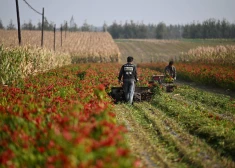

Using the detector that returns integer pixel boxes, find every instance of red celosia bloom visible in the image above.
[62,130,72,141]
[116,147,129,156]
[0,149,15,165]
[96,160,104,168]
[97,84,105,91]
[0,63,139,167]
[37,147,45,153]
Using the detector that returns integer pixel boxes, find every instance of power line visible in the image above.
[22,0,42,15]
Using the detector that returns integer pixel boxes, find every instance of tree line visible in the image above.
[108,19,235,39]
[1,18,235,39]
[0,18,55,31]
[182,18,235,39]
[107,21,183,39]
[0,17,101,32]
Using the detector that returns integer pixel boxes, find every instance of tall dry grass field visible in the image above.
[0,30,120,63]
[0,30,120,85]
[0,45,71,85]
[180,45,235,65]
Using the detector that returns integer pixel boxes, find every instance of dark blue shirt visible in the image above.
[118,63,138,81]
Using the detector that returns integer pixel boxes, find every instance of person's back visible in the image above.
[118,56,138,105]
[121,63,137,81]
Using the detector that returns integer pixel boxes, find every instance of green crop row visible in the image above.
[119,104,190,168]
[152,91,235,160]
[135,102,234,167]
[174,85,235,115]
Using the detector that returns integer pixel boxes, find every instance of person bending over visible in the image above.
[164,60,176,80]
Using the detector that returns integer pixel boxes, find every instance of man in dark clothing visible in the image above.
[118,56,138,105]
[164,60,176,80]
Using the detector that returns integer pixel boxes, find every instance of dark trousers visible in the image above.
[123,80,135,104]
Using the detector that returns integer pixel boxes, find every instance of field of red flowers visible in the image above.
[0,63,160,168]
[2,62,235,167]
[139,62,235,90]
[0,63,123,167]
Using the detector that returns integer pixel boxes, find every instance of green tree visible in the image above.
[156,22,167,39]
[103,22,108,32]
[37,21,42,30]
[22,20,36,30]
[36,18,54,31]
[221,19,230,38]
[7,19,16,30]
[146,24,156,38]
[0,18,4,29]
[182,24,190,38]
[137,23,147,38]
[69,16,78,31]
[123,21,136,38]
[167,24,181,39]
[207,18,217,38]
[81,20,90,32]
[62,21,68,31]
[108,21,121,38]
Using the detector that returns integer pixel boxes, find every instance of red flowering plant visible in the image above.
[138,62,235,91]
[0,63,141,167]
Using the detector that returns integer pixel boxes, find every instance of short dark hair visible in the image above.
[169,60,174,65]
[127,56,133,62]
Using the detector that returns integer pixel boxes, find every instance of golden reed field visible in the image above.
[180,45,235,65]
[0,30,120,63]
[0,30,120,85]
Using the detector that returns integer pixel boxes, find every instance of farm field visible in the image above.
[0,30,120,63]
[2,29,235,167]
[0,63,139,167]
[0,30,120,85]
[1,63,235,167]
[139,62,235,91]
[1,0,235,166]
[115,39,235,63]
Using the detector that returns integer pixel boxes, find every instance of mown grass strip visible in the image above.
[118,104,193,168]
[169,90,235,123]
[135,102,235,168]
[152,92,235,160]
[174,85,235,115]
[115,105,165,168]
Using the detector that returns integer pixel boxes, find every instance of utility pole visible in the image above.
[60,24,62,47]
[65,21,67,39]
[54,24,56,51]
[41,7,44,47]
[15,0,21,45]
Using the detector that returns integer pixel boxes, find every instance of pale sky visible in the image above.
[0,0,235,27]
